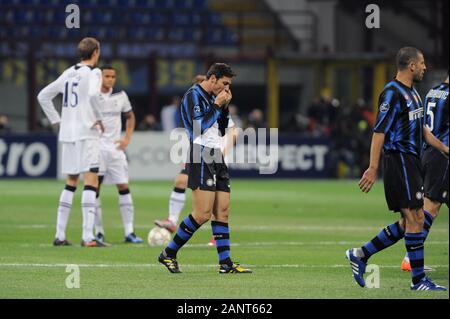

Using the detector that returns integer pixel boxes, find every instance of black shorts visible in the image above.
[382,151,424,212]
[187,144,230,193]
[422,147,449,205]
[180,163,188,175]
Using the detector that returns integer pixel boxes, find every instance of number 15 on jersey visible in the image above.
[63,81,78,107]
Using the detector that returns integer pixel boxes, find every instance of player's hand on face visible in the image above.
[224,89,232,105]
[358,167,377,193]
[215,90,229,107]
[115,138,129,150]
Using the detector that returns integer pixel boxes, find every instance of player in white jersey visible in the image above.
[92,66,144,244]
[37,37,107,247]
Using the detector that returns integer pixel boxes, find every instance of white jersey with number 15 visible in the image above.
[37,63,102,142]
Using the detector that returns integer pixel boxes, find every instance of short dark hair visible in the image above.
[100,65,115,72]
[396,47,423,71]
[78,37,100,60]
[206,63,236,80]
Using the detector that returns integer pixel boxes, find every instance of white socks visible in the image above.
[81,186,97,242]
[119,190,134,236]
[168,188,186,224]
[55,185,76,241]
[94,197,104,235]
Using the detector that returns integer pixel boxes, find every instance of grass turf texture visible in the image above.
[0,179,448,299]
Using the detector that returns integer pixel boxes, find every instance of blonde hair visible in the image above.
[78,37,100,60]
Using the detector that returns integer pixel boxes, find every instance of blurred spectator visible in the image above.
[0,114,11,134]
[307,88,339,136]
[138,114,162,131]
[160,96,181,132]
[246,108,265,129]
[228,104,242,128]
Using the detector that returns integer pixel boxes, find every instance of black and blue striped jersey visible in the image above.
[180,84,222,144]
[423,82,449,148]
[374,79,424,156]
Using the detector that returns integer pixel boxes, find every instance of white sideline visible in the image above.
[16,240,449,248]
[0,263,448,269]
[7,224,450,233]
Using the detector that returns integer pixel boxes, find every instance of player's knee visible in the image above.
[66,175,79,186]
[174,175,188,189]
[194,212,211,225]
[218,207,229,220]
[117,184,129,192]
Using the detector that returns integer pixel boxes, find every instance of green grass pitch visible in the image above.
[0,179,448,299]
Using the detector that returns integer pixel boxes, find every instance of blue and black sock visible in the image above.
[360,221,405,263]
[422,210,434,242]
[405,232,425,284]
[211,221,232,266]
[164,214,200,258]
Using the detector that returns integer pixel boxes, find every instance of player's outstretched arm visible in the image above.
[359,132,385,193]
[423,126,449,155]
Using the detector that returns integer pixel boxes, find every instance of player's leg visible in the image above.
[212,191,252,273]
[94,175,105,242]
[402,148,447,271]
[404,207,446,291]
[54,174,79,246]
[155,169,188,233]
[81,170,101,246]
[79,139,107,247]
[346,152,407,287]
[419,148,447,241]
[55,141,81,246]
[401,197,441,272]
[159,189,215,273]
[116,183,143,243]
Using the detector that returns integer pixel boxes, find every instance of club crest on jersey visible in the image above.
[380,102,390,112]
[408,107,423,121]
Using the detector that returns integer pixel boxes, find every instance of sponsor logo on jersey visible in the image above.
[408,108,423,121]
[380,102,390,112]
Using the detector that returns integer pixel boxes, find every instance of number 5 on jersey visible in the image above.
[64,81,79,107]
[425,101,436,131]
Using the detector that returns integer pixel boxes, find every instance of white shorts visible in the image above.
[99,148,129,185]
[61,139,100,175]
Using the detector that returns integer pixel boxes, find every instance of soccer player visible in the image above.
[401,74,449,272]
[346,47,448,291]
[158,63,252,274]
[37,37,106,247]
[155,74,240,247]
[154,75,207,235]
[92,66,144,244]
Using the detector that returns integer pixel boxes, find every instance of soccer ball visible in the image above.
[147,227,172,246]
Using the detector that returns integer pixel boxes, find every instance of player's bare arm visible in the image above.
[359,132,385,193]
[423,126,449,155]
[116,111,135,150]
